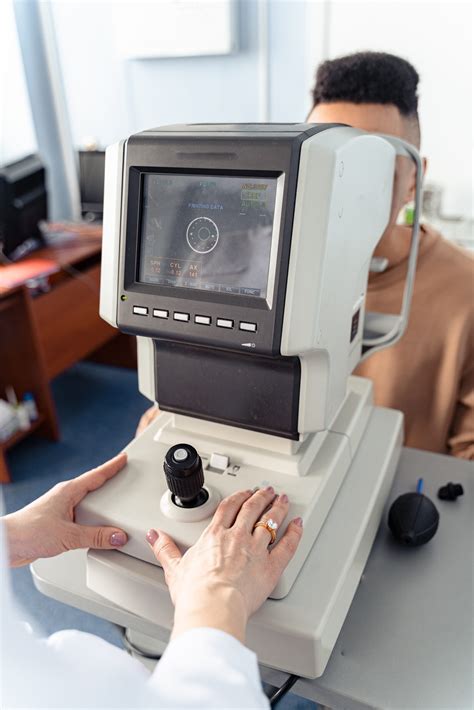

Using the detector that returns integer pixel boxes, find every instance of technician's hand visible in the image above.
[136,405,160,437]
[147,487,303,643]
[3,453,128,567]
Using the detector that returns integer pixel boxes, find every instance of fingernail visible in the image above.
[265,485,274,494]
[110,531,127,546]
[279,493,289,504]
[146,529,159,545]
[294,517,303,528]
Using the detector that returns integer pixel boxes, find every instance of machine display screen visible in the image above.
[138,173,278,299]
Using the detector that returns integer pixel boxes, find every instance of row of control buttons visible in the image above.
[132,306,257,332]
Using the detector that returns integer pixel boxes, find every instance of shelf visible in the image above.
[0,415,45,453]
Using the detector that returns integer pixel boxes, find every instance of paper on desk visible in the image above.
[0,259,59,290]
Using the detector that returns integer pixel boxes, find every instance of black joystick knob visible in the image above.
[164,444,209,508]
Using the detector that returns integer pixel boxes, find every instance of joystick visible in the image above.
[164,443,209,508]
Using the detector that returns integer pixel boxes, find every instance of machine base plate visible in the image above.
[86,406,402,677]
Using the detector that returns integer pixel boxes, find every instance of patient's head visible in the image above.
[308,51,425,239]
[307,51,420,148]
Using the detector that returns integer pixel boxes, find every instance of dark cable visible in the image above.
[266,673,300,708]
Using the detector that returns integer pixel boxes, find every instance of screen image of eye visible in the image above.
[186,216,220,254]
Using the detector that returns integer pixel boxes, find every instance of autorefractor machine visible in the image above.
[75,124,421,678]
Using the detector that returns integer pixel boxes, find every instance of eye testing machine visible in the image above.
[72,123,421,678]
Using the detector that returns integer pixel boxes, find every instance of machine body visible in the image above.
[76,123,421,674]
[101,123,397,436]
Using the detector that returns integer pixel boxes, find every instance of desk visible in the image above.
[0,237,134,482]
[31,448,473,709]
[0,285,58,482]
[16,238,115,379]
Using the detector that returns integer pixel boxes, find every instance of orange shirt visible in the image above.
[355,225,474,459]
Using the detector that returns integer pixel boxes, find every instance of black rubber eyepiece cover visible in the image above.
[163,443,206,507]
[388,492,439,546]
[438,482,464,501]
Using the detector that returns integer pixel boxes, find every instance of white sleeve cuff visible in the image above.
[150,627,269,708]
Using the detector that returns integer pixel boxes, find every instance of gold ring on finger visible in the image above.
[253,517,278,545]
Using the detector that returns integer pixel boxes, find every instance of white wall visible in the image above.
[318,0,473,216]
[5,0,472,218]
[51,1,263,143]
[0,0,37,165]
[50,0,315,143]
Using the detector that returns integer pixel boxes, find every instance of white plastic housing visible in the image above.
[281,128,395,431]
[99,140,126,327]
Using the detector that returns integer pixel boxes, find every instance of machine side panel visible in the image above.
[281,129,395,430]
[99,140,126,327]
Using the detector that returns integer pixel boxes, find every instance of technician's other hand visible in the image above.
[3,453,128,567]
[136,405,160,437]
[147,487,303,643]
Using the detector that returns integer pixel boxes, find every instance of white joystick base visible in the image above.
[160,486,220,522]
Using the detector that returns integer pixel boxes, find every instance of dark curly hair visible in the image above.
[311,51,420,144]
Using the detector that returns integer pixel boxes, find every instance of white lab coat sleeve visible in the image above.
[149,627,270,709]
[2,620,160,708]
[1,517,269,709]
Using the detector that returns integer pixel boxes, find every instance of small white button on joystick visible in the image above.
[173,448,189,462]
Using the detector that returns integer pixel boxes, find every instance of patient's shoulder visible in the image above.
[424,224,473,273]
[422,224,474,289]
[413,225,474,334]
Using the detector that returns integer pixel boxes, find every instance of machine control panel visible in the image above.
[132,303,259,340]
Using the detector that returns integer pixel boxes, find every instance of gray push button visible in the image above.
[174,312,190,322]
[153,309,169,319]
[133,306,148,316]
[239,321,257,332]
[195,315,211,325]
[217,318,234,329]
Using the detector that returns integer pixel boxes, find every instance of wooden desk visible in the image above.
[31,238,115,379]
[0,236,134,482]
[0,285,58,482]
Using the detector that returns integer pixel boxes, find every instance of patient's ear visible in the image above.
[406,156,427,203]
